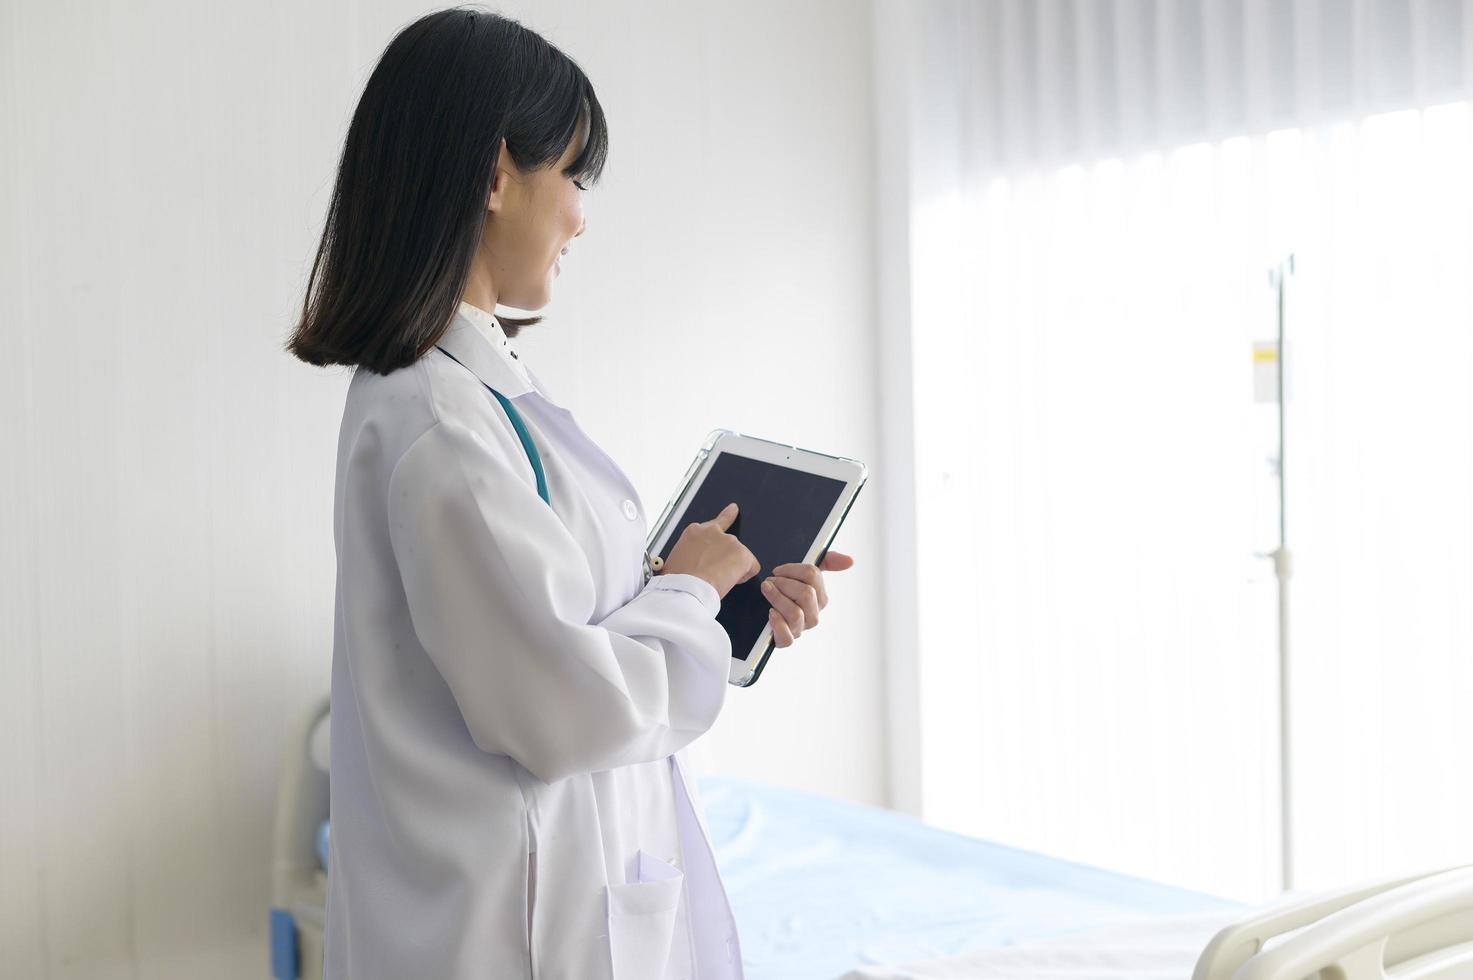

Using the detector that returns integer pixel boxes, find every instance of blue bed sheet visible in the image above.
[314,777,1246,980]
[696,775,1247,980]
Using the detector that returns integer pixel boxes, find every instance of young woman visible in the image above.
[286,8,853,978]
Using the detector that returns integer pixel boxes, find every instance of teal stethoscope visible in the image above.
[436,344,549,504]
[436,345,665,584]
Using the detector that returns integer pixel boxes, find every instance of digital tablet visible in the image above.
[645,429,867,687]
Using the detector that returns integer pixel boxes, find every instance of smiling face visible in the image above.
[476,114,589,312]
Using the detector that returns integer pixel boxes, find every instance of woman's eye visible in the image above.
[572,179,587,191]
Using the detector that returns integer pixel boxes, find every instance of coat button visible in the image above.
[622,498,638,520]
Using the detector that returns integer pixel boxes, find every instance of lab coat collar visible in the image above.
[436,301,536,398]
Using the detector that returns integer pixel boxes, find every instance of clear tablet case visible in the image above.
[643,428,868,686]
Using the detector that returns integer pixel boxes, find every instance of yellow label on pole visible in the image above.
[1254,340,1280,403]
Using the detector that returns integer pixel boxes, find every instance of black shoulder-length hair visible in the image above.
[286,6,607,375]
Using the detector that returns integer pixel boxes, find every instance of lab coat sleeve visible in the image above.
[386,417,733,784]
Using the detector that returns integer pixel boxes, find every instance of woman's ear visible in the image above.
[488,136,509,213]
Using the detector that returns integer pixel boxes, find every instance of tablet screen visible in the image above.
[652,451,847,656]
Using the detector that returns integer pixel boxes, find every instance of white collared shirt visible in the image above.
[455,300,535,392]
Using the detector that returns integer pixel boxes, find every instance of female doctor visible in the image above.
[286,8,852,980]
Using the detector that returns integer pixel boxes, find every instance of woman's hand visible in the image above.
[760,550,855,648]
[661,502,761,598]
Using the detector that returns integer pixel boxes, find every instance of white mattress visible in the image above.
[834,909,1244,979]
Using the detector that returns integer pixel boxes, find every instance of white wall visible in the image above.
[0,2,884,976]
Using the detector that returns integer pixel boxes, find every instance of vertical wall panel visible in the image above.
[0,0,45,974]
[16,3,138,975]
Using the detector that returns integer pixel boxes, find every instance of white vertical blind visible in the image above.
[898,0,1473,902]
[1278,104,1473,891]
[957,0,1473,178]
[915,141,1285,902]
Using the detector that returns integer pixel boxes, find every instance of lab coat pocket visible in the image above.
[606,849,685,979]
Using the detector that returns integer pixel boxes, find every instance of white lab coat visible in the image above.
[323,302,745,979]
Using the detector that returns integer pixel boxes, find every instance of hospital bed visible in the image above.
[271,698,1473,979]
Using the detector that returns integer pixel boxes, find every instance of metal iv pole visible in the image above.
[1261,254,1295,894]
